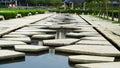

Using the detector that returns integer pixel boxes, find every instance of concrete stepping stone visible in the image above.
[9,31,40,36]
[32,34,55,40]
[0,50,25,60]
[81,37,107,41]
[73,29,96,32]
[69,55,114,63]
[45,24,78,29]
[75,27,96,31]
[76,40,112,45]
[76,24,92,27]
[67,32,101,38]
[55,45,120,57]
[0,40,26,47]
[3,35,27,38]
[75,62,120,68]
[16,28,56,33]
[15,45,49,52]
[0,37,31,43]
[43,39,80,46]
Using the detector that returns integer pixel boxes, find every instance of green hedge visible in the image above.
[0,10,46,19]
[108,10,118,18]
[0,9,119,20]
[48,9,94,14]
[0,11,17,19]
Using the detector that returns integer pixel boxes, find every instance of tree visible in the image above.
[111,0,114,21]
[119,0,120,22]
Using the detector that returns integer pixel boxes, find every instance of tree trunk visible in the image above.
[111,0,114,21]
[99,1,102,17]
[118,0,120,22]
[71,2,74,9]
[105,0,108,19]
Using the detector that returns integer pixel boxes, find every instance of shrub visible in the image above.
[0,11,17,19]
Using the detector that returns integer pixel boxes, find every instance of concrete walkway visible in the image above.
[0,14,53,36]
[80,15,120,49]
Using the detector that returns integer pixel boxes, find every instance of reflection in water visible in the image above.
[0,53,71,68]
[55,29,67,39]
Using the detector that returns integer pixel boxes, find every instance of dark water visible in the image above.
[0,38,72,68]
[0,52,72,68]
[0,15,75,68]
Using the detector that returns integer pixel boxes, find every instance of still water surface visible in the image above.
[0,53,71,68]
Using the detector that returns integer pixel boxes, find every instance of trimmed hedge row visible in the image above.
[0,11,17,19]
[49,9,93,14]
[108,10,119,18]
[0,9,119,20]
[0,10,46,19]
[49,9,119,18]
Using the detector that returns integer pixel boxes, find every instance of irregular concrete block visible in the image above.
[76,40,112,45]
[32,34,55,40]
[75,62,120,68]
[0,37,31,43]
[15,45,49,52]
[67,32,101,38]
[81,37,107,41]
[0,40,26,47]
[45,24,78,30]
[69,55,114,63]
[16,28,56,33]
[55,45,120,57]
[43,39,80,46]
[73,29,96,32]
[0,50,25,60]
[3,35,27,38]
[9,31,40,36]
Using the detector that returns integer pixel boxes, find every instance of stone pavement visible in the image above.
[0,13,120,68]
[0,14,53,36]
[81,15,120,49]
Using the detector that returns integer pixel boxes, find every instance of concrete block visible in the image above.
[69,55,114,63]
[3,35,27,38]
[55,45,120,57]
[15,45,49,52]
[0,37,31,43]
[43,39,80,46]
[75,62,120,68]
[32,34,55,40]
[0,50,25,60]
[76,40,112,45]
[0,40,26,47]
[81,37,107,41]
[67,32,101,38]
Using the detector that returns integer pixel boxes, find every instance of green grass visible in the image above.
[93,15,120,25]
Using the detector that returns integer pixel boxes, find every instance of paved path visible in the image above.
[0,13,120,68]
[80,15,120,49]
[0,14,53,36]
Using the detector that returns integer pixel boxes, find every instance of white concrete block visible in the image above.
[76,40,112,45]
[69,55,114,63]
[43,39,80,46]
[15,45,49,52]
[75,62,120,68]
[0,40,26,47]
[0,50,25,60]
[55,45,120,57]
[32,34,55,39]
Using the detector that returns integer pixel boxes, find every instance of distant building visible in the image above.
[0,0,17,6]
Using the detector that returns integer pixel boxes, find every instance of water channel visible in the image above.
[0,14,77,68]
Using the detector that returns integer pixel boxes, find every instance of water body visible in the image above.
[0,29,72,68]
[0,14,77,68]
[0,53,71,68]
